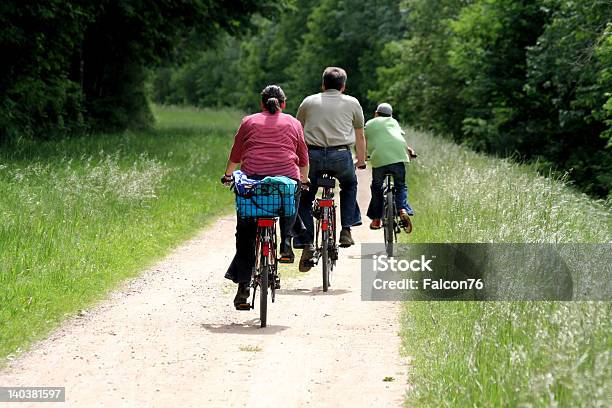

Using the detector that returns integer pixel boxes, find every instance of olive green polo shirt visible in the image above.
[296,89,365,147]
[365,116,410,168]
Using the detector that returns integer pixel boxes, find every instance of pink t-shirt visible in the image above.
[229,111,309,180]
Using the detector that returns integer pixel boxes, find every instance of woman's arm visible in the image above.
[224,160,240,176]
[224,118,247,176]
[299,165,310,184]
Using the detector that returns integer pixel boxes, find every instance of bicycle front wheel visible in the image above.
[384,191,395,257]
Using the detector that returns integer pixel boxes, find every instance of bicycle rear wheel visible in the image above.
[259,263,268,327]
[322,232,330,292]
[384,190,395,257]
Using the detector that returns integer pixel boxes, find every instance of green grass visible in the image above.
[401,129,611,407]
[0,105,242,361]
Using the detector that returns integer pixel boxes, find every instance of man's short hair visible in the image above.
[322,67,347,91]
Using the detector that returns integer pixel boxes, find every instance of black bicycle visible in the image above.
[382,173,401,257]
[311,172,338,292]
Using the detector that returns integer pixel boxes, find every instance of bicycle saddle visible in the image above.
[316,170,337,188]
[316,169,337,178]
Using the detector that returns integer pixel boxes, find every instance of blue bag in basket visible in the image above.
[233,170,297,218]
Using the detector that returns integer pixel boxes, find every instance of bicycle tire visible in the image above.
[260,262,268,328]
[322,207,330,292]
[271,223,278,302]
[384,189,395,257]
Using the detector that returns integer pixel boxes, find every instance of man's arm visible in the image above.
[296,99,308,127]
[354,127,366,167]
[296,121,310,183]
[352,100,366,167]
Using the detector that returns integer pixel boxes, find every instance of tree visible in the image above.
[0,0,283,139]
[524,0,612,196]
[372,0,467,135]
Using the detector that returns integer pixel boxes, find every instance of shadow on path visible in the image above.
[277,288,351,296]
[200,320,289,334]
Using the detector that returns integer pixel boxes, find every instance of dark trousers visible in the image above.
[294,148,361,247]
[367,162,414,219]
[225,189,303,284]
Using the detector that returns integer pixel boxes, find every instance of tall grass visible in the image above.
[0,106,242,361]
[401,129,611,407]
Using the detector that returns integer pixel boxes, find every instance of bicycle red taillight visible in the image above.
[257,219,275,227]
[319,199,333,207]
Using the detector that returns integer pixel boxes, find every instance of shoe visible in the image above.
[279,243,295,263]
[399,209,413,234]
[233,282,251,310]
[339,229,354,247]
[369,219,382,230]
[299,246,316,272]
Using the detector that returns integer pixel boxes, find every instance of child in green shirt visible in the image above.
[365,103,415,232]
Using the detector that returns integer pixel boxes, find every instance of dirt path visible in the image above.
[0,170,408,407]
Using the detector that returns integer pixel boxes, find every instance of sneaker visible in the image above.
[399,209,413,234]
[299,245,316,272]
[369,219,382,230]
[279,243,295,263]
[339,229,354,247]
[234,282,251,310]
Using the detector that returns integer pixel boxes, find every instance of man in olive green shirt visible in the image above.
[365,103,415,232]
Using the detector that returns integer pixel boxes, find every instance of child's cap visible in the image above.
[375,103,393,116]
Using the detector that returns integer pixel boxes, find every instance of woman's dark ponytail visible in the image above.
[266,97,280,114]
[261,85,286,114]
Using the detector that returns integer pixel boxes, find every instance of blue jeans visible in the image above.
[367,162,414,219]
[295,148,361,247]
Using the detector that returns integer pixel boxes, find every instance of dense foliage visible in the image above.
[153,0,611,197]
[154,0,405,114]
[0,0,281,140]
[377,0,612,197]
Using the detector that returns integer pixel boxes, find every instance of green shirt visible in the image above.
[365,116,410,168]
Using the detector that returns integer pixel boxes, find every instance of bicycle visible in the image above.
[229,177,298,327]
[310,172,339,292]
[381,162,416,256]
[382,173,401,257]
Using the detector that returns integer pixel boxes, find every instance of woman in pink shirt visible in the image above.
[222,85,309,309]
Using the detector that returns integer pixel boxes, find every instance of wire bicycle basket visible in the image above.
[233,173,298,218]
